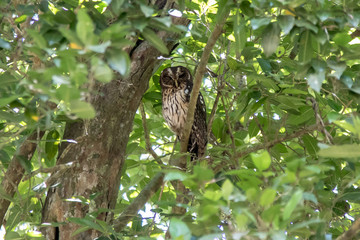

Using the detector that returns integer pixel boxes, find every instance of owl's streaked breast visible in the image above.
[162,88,188,137]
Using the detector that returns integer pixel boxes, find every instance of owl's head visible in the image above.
[160,66,192,90]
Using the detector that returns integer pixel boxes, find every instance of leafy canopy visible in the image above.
[1,0,360,239]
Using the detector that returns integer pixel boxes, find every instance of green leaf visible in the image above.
[295,19,318,33]
[54,9,76,24]
[289,218,323,231]
[257,58,272,73]
[91,56,113,82]
[70,226,90,237]
[107,51,130,76]
[5,205,22,231]
[283,190,303,220]
[302,134,319,156]
[248,120,260,138]
[164,171,188,181]
[234,11,246,54]
[250,17,271,30]
[56,85,81,103]
[221,179,234,201]
[140,4,154,17]
[0,95,21,108]
[327,60,347,79]
[70,100,96,119]
[76,9,95,45]
[45,130,60,161]
[169,218,191,240]
[260,188,276,207]
[318,144,360,158]
[298,30,313,64]
[142,28,169,55]
[278,15,294,35]
[339,191,360,203]
[251,150,271,171]
[287,106,314,125]
[262,23,281,57]
[308,59,326,92]
[15,15,27,23]
[68,217,104,233]
[87,41,111,53]
[5,231,21,240]
[59,27,83,46]
[333,32,352,47]
[101,24,132,41]
[27,29,47,49]
[154,16,172,28]
[110,0,125,13]
[194,165,214,181]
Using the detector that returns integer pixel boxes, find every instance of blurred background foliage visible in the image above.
[1,0,360,239]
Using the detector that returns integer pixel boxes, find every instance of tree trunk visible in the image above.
[41,14,189,240]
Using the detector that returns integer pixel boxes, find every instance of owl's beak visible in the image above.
[174,79,178,88]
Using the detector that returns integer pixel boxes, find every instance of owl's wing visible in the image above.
[188,92,207,159]
[184,80,193,102]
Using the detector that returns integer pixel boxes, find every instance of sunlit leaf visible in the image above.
[319,144,360,158]
[76,9,95,45]
[70,100,96,119]
[260,188,276,207]
[251,150,271,171]
[169,218,191,240]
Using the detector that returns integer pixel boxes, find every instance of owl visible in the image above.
[160,66,207,159]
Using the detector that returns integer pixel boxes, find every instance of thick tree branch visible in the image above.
[336,218,360,240]
[114,172,165,232]
[179,9,231,159]
[167,6,231,222]
[0,130,44,225]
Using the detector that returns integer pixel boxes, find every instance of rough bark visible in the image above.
[41,12,189,240]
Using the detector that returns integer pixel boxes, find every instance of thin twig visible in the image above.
[114,172,165,232]
[220,95,237,162]
[307,97,333,144]
[253,115,268,144]
[139,102,163,164]
[235,124,321,159]
[22,163,74,181]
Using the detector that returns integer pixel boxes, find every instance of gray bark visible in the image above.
[41,12,189,240]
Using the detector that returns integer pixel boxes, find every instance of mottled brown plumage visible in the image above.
[160,66,207,159]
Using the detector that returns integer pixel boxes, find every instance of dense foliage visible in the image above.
[1,0,360,239]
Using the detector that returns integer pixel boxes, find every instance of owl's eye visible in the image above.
[179,72,187,78]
